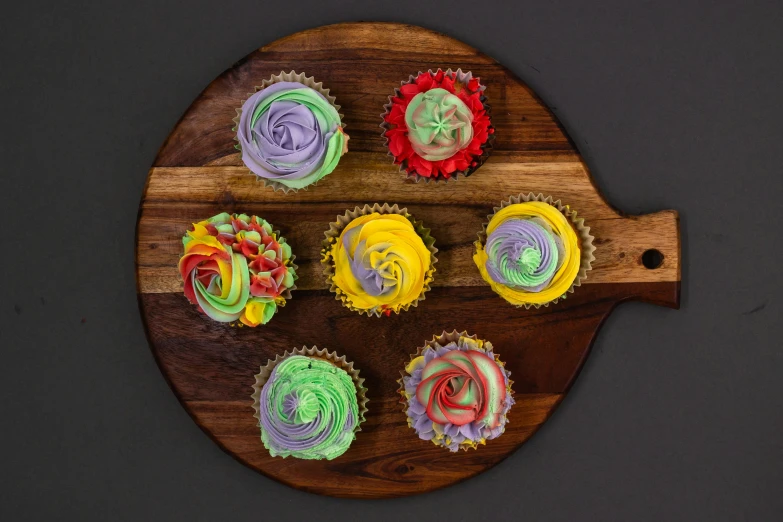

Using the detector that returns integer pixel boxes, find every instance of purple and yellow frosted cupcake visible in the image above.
[251,347,368,460]
[321,203,437,317]
[398,331,514,452]
[473,193,595,308]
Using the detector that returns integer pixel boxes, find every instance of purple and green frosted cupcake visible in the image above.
[234,71,349,193]
[398,331,514,452]
[251,347,367,460]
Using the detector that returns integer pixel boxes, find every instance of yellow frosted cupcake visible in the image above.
[473,194,595,308]
[322,203,437,316]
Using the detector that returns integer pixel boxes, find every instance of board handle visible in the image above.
[614,209,681,309]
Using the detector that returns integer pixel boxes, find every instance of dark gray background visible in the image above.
[1,0,781,520]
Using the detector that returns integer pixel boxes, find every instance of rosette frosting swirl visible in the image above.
[259,355,359,460]
[474,201,581,306]
[237,81,348,190]
[178,212,296,326]
[405,88,474,161]
[330,213,433,314]
[484,218,565,292]
[401,335,514,452]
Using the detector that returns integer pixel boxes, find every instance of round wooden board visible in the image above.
[136,22,681,499]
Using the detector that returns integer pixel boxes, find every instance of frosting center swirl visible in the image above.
[416,349,506,428]
[484,218,564,292]
[405,88,474,161]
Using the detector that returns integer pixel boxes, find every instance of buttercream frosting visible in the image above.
[237,81,347,190]
[401,335,514,452]
[405,88,473,161]
[330,213,432,314]
[383,69,493,180]
[474,202,580,306]
[179,212,296,326]
[259,355,359,460]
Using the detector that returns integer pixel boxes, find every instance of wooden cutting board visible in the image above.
[135,22,681,499]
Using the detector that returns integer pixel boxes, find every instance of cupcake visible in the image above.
[251,347,368,460]
[321,203,437,317]
[178,212,297,326]
[234,71,349,193]
[398,331,514,452]
[381,68,494,182]
[473,194,595,308]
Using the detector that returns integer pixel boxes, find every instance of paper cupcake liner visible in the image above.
[251,346,368,436]
[233,71,347,194]
[321,203,438,317]
[475,193,596,309]
[380,68,495,184]
[396,330,514,452]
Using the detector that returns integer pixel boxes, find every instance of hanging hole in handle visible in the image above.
[642,249,664,269]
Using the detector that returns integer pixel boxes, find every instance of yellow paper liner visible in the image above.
[379,68,495,184]
[250,346,368,439]
[233,70,348,194]
[321,203,438,317]
[396,330,514,452]
[475,193,596,309]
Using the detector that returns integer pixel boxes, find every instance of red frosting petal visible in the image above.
[399,83,421,100]
[250,274,279,298]
[415,73,434,91]
[440,75,455,93]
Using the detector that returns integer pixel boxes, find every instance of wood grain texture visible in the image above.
[135,22,681,498]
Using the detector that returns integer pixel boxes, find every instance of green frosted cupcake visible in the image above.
[250,347,368,460]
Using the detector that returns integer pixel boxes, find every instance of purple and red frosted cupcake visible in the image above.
[398,331,514,451]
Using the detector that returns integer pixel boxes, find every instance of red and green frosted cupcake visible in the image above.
[381,69,494,182]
